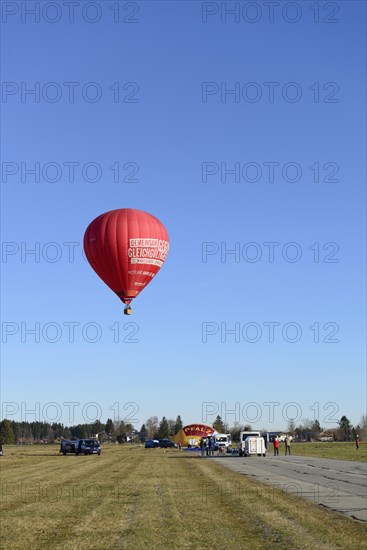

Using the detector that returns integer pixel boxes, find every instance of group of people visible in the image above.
[199,436,216,456]
[273,435,292,455]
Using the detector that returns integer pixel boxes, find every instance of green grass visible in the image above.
[288,441,366,462]
[1,445,366,549]
[227,441,366,462]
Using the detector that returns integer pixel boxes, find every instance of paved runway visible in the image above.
[215,454,367,522]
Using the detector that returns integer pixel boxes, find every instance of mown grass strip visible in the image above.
[288,442,366,462]
[1,445,366,550]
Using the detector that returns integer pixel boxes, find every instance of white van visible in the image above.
[213,433,232,452]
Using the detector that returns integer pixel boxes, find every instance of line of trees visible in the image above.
[287,415,366,442]
[139,415,183,441]
[0,413,365,445]
[0,418,132,445]
[0,415,184,445]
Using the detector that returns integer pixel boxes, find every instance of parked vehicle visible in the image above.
[75,439,101,455]
[60,439,77,455]
[144,439,156,448]
[212,433,232,452]
[238,431,261,457]
[60,438,101,456]
[243,436,266,457]
[158,439,177,448]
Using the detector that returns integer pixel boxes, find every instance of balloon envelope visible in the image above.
[84,209,169,306]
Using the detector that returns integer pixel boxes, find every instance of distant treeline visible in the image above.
[0,418,115,445]
[0,413,365,445]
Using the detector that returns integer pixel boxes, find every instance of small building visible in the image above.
[318,432,334,442]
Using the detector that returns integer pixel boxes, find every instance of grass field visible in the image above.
[1,445,366,549]
[267,441,367,462]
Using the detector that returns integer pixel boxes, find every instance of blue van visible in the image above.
[60,438,101,456]
[76,439,101,455]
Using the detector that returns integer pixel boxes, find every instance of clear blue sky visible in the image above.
[1,1,366,431]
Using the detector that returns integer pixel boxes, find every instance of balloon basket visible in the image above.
[124,306,132,315]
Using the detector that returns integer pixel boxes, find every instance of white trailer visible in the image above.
[238,431,260,457]
[244,436,266,457]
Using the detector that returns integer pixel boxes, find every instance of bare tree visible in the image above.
[287,420,296,435]
[222,421,230,433]
[145,416,159,438]
[229,423,244,442]
[359,414,367,440]
[301,418,313,430]
[167,419,176,435]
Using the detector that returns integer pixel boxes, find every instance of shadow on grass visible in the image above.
[17,453,77,457]
[166,454,202,460]
[167,454,239,460]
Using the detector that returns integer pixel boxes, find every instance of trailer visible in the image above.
[243,436,266,457]
[238,431,261,457]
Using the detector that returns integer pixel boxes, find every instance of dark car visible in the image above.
[144,439,156,448]
[76,439,101,455]
[60,439,77,455]
[158,439,177,448]
[60,439,101,456]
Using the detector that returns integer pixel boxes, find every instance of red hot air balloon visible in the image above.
[84,209,169,314]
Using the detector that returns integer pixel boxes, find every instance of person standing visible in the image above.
[205,438,210,456]
[200,437,205,457]
[285,435,291,455]
[209,437,215,456]
[273,436,279,456]
[207,437,212,456]
[355,434,360,450]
